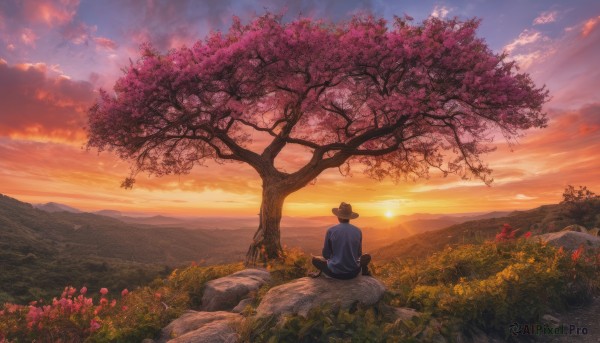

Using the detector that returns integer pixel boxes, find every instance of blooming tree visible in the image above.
[88,14,549,262]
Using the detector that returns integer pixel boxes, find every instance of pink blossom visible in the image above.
[80,286,87,295]
[121,288,129,297]
[99,288,108,295]
[90,319,101,332]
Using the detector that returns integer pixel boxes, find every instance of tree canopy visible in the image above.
[88,14,549,261]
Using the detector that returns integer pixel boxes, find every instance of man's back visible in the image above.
[322,222,362,275]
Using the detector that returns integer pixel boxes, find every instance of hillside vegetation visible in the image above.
[0,194,253,304]
[373,200,600,261]
[1,238,598,342]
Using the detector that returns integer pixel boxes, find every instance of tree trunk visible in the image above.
[246,182,287,265]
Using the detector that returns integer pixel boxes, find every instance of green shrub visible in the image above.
[377,239,600,336]
[237,303,440,343]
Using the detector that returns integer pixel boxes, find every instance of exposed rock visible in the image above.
[562,224,588,233]
[157,311,241,343]
[391,306,421,321]
[232,298,253,313]
[256,275,385,317]
[537,231,600,251]
[201,268,271,311]
[542,314,560,325]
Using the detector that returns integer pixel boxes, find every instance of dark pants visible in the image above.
[312,254,371,279]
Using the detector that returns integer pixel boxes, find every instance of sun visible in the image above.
[384,210,394,218]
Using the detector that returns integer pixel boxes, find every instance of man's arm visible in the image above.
[322,230,332,259]
[358,232,363,257]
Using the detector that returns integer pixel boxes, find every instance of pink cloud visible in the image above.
[533,11,558,25]
[504,30,542,53]
[94,37,118,50]
[20,28,38,46]
[61,21,95,45]
[431,5,450,19]
[519,16,600,110]
[23,0,79,27]
[0,61,95,142]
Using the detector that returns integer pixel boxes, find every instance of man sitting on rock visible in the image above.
[310,202,371,279]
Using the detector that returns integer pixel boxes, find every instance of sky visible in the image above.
[0,0,599,218]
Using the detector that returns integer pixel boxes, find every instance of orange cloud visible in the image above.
[582,16,600,37]
[0,61,94,143]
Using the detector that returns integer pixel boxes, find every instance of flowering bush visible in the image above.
[0,263,243,342]
[495,223,517,242]
[0,286,127,342]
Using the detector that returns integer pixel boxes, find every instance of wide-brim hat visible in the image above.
[332,202,359,220]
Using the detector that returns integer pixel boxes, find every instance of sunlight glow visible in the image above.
[385,210,394,218]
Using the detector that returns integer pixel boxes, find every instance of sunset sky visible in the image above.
[1,0,599,218]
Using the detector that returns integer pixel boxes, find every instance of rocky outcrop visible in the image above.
[561,224,587,233]
[256,275,385,317]
[201,268,271,311]
[537,231,600,250]
[157,311,241,343]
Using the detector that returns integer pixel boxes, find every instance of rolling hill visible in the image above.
[0,192,518,304]
[0,194,254,303]
[372,201,600,261]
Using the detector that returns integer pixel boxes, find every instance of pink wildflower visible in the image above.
[523,231,532,238]
[495,224,517,242]
[121,289,129,297]
[99,288,108,295]
[80,286,87,295]
[90,319,101,332]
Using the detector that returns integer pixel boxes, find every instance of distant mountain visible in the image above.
[94,209,123,218]
[34,202,82,213]
[117,215,186,226]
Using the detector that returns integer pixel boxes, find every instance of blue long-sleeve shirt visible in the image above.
[322,222,362,275]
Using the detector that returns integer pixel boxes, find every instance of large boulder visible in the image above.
[537,231,600,251]
[201,268,271,311]
[256,275,386,317]
[157,311,241,343]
